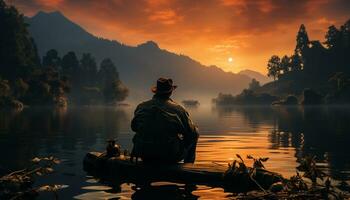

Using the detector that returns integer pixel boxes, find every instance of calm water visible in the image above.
[0,105,350,199]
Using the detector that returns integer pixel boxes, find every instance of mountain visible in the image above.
[238,69,271,84]
[26,11,252,101]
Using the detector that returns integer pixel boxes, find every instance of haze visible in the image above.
[8,0,350,74]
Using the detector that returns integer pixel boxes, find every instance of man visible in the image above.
[131,78,199,163]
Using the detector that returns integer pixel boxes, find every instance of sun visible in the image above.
[228,57,233,63]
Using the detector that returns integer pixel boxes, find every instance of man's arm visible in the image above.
[131,104,142,132]
[181,110,199,144]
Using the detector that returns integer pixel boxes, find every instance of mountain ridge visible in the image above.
[26,11,252,101]
[238,69,271,84]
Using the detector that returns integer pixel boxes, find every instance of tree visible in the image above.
[290,54,303,71]
[98,58,128,102]
[80,53,97,86]
[267,55,281,81]
[325,25,341,49]
[99,58,119,80]
[280,55,291,74]
[42,49,61,69]
[340,19,350,48]
[13,78,29,99]
[248,78,260,90]
[0,78,11,98]
[61,51,79,76]
[295,24,309,56]
[0,0,40,80]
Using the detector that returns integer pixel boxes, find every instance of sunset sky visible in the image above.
[7,0,350,74]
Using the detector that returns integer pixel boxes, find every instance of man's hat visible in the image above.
[151,78,177,94]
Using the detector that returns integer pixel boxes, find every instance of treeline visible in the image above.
[0,0,128,108]
[213,79,278,105]
[214,19,350,106]
[41,50,129,105]
[265,19,350,104]
[267,20,350,81]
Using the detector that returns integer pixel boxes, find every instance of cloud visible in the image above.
[148,9,183,25]
[6,0,350,73]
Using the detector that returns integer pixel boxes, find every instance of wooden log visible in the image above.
[83,152,283,192]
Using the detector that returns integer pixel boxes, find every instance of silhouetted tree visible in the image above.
[280,55,291,74]
[267,55,281,81]
[13,78,29,99]
[295,24,309,56]
[61,51,79,76]
[248,78,260,90]
[339,20,350,48]
[98,58,128,103]
[42,49,61,69]
[290,54,303,71]
[0,0,40,80]
[80,53,97,86]
[325,25,341,49]
[0,78,11,98]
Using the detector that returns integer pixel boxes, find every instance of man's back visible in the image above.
[131,95,198,163]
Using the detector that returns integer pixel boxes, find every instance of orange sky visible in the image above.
[8,0,350,74]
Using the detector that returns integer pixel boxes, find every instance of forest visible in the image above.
[0,1,128,108]
[214,19,350,105]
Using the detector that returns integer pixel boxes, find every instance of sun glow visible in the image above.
[228,57,233,63]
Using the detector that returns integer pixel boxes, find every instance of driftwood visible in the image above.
[83,152,282,192]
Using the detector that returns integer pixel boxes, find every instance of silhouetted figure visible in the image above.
[131,78,199,163]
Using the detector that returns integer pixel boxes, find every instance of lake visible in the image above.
[0,105,349,199]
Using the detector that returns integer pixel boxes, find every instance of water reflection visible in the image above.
[0,106,129,170]
[0,105,350,199]
[214,105,350,181]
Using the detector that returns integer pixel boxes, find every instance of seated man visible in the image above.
[131,78,199,163]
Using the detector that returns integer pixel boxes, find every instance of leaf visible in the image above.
[52,158,61,164]
[37,185,50,192]
[31,157,41,164]
[36,171,43,176]
[260,157,269,162]
[45,167,54,173]
[236,154,244,162]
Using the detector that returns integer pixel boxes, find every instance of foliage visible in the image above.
[0,0,40,80]
[213,90,278,105]
[296,155,326,184]
[0,156,66,200]
[248,78,260,90]
[247,155,269,169]
[226,154,350,199]
[264,18,350,104]
[0,1,129,107]
[267,55,281,81]
[42,49,61,70]
[99,58,129,103]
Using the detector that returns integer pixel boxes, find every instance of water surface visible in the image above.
[0,105,349,199]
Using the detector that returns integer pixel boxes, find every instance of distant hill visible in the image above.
[25,11,251,101]
[238,69,271,84]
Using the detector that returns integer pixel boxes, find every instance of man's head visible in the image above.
[152,78,177,98]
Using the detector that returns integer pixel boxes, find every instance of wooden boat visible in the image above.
[83,152,283,192]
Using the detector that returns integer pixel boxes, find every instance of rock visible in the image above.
[302,88,323,105]
[269,182,284,192]
[272,95,298,105]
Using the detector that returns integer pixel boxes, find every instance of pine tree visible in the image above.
[295,24,309,56]
[325,25,341,49]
